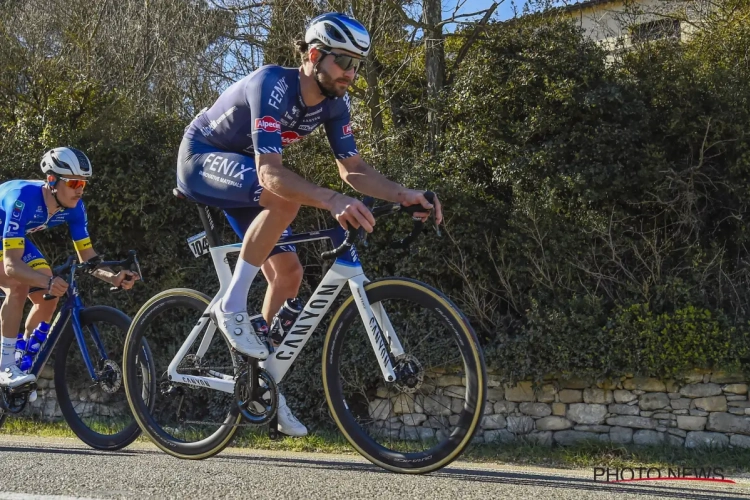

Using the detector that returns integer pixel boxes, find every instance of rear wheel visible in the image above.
[323,278,486,474]
[123,289,241,459]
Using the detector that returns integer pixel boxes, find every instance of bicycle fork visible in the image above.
[348,275,405,383]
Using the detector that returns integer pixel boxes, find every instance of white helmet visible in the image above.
[40,147,93,177]
[305,13,371,58]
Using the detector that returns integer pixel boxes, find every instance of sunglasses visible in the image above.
[58,177,88,189]
[317,48,364,73]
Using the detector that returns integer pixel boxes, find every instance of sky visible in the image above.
[444,0,572,31]
[453,0,519,22]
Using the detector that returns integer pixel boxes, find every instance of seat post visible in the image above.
[173,187,222,248]
[196,204,222,248]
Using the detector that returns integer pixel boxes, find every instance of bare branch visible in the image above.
[446,1,500,86]
[384,0,427,29]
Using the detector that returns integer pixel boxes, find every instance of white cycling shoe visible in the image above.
[276,392,308,437]
[210,302,269,360]
[0,364,36,388]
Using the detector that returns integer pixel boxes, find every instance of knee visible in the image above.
[272,257,303,291]
[260,189,301,217]
[6,284,30,303]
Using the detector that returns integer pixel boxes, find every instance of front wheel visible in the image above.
[323,277,487,474]
[54,305,156,450]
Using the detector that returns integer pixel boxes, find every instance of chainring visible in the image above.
[0,387,29,414]
[234,366,278,425]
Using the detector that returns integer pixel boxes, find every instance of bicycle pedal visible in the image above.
[268,415,280,440]
[9,382,36,394]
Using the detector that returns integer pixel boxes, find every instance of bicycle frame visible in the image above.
[26,269,109,384]
[167,220,406,395]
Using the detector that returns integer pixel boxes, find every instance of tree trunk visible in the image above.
[365,57,384,140]
[423,0,445,156]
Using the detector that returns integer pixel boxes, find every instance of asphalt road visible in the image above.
[1,436,750,500]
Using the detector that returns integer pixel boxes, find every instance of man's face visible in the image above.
[313,48,362,98]
[51,175,87,208]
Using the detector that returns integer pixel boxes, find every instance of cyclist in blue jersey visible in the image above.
[177,12,442,436]
[0,147,139,388]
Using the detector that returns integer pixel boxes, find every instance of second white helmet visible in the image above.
[305,13,371,58]
[40,147,93,177]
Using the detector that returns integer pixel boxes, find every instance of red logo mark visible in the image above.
[281,131,303,146]
[254,116,280,133]
[342,123,352,136]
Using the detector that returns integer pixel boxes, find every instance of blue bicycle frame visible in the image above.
[26,265,110,385]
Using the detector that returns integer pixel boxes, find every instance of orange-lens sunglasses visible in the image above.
[59,177,88,189]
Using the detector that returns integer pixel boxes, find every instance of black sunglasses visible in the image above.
[317,48,364,73]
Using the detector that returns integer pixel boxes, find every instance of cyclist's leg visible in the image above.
[176,137,296,358]
[260,252,303,323]
[223,206,303,322]
[20,245,55,339]
[0,250,35,386]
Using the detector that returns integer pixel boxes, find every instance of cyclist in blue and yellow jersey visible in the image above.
[177,12,443,436]
[0,147,139,388]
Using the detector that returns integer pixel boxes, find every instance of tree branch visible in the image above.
[446,1,500,86]
[437,5,499,28]
[385,0,427,30]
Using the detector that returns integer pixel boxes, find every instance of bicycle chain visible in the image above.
[166,359,276,429]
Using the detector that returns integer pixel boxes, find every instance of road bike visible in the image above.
[122,189,486,474]
[0,251,156,451]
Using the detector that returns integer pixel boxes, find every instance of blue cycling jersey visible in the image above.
[0,180,91,255]
[184,65,359,160]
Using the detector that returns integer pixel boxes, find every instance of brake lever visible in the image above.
[360,196,375,248]
[321,222,357,259]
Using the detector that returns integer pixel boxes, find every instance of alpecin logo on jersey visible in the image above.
[254,116,281,133]
[281,131,303,146]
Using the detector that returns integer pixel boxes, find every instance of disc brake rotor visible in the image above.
[98,359,123,394]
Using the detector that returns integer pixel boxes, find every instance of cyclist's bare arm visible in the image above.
[336,155,442,223]
[256,153,341,209]
[77,247,112,282]
[335,154,406,203]
[256,153,375,231]
[77,246,137,287]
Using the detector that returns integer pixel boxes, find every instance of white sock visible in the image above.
[221,258,260,313]
[1,337,16,370]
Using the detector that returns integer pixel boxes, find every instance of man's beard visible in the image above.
[315,66,348,98]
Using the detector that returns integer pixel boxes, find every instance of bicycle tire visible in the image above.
[323,277,487,474]
[122,288,241,459]
[54,305,156,450]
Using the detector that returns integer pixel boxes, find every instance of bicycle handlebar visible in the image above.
[321,191,437,260]
[41,249,143,300]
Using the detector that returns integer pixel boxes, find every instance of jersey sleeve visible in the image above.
[324,94,359,160]
[2,196,31,253]
[246,68,290,155]
[68,201,92,252]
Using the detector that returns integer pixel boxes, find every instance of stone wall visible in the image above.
[16,366,128,421]
[22,365,750,450]
[18,365,65,420]
[370,369,750,448]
